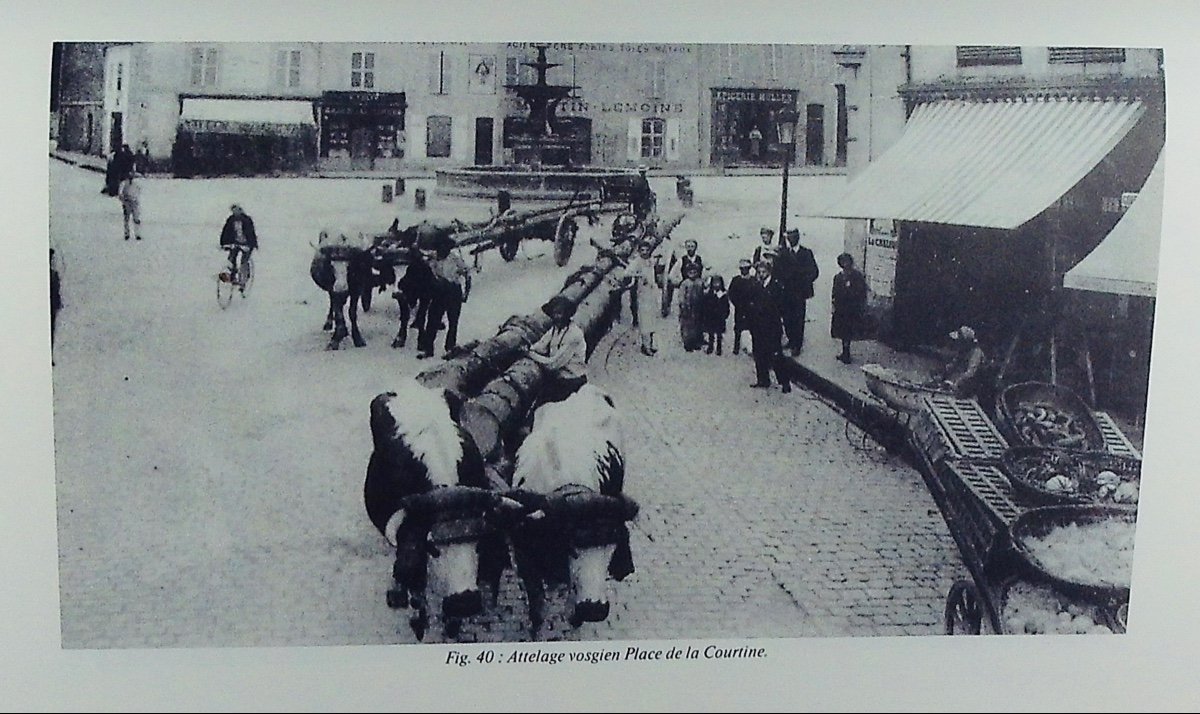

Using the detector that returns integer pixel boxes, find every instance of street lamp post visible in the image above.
[776,105,799,239]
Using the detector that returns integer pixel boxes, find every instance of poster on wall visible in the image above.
[469,54,496,94]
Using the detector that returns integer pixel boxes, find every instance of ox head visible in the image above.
[317,228,370,293]
[384,485,523,622]
[511,384,635,626]
[368,381,514,625]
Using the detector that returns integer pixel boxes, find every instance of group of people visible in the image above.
[605,223,877,394]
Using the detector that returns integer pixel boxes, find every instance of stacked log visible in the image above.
[454,212,686,473]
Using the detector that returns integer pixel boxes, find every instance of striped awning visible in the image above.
[812,97,1146,229]
[1064,150,1164,297]
[180,98,316,125]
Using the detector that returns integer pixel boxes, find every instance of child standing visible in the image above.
[677,262,705,352]
[701,274,730,355]
[727,258,756,355]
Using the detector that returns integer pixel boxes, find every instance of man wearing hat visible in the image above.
[747,259,792,393]
[727,257,757,355]
[934,325,989,398]
[528,295,589,405]
[774,228,819,352]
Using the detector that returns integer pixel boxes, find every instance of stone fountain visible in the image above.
[436,45,637,201]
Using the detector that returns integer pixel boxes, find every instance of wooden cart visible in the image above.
[907,394,1136,635]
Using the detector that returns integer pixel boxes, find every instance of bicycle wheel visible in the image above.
[239,253,255,297]
[216,269,235,309]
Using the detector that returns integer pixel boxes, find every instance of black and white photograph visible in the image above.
[7,1,1200,711]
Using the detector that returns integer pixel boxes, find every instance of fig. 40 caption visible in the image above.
[445,644,767,666]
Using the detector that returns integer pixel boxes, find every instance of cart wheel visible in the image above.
[945,580,983,635]
[499,237,520,262]
[553,216,577,267]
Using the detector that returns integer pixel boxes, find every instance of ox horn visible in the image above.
[384,508,407,548]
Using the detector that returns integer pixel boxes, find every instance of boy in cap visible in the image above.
[528,295,589,405]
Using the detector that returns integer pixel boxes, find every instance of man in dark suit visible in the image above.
[776,228,819,353]
[748,259,791,393]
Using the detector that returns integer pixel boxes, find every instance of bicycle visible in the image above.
[217,246,255,309]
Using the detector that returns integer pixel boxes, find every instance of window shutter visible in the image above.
[442,54,453,95]
[627,118,641,161]
[409,115,426,159]
[666,118,681,161]
[427,53,440,93]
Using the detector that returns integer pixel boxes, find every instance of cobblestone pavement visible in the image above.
[575,318,970,641]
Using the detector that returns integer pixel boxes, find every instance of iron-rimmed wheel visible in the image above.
[553,215,577,267]
[945,580,983,635]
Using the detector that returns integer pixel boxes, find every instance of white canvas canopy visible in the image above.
[1063,151,1164,297]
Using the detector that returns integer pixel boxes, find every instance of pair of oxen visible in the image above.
[363,379,638,642]
[309,222,443,352]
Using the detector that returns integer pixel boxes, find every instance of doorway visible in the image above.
[474,117,494,166]
[350,127,374,170]
[110,112,123,154]
[805,104,824,166]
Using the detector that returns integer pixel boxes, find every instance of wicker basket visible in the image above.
[1008,504,1136,604]
[862,364,953,413]
[995,382,1107,451]
[1000,446,1142,506]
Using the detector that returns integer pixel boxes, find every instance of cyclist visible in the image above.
[219,203,258,288]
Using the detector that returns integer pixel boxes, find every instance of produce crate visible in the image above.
[926,460,1022,588]
[1094,411,1143,460]
[911,394,1010,466]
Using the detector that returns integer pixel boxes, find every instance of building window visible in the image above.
[721,45,738,77]
[648,57,666,98]
[351,51,375,89]
[115,63,123,92]
[275,50,302,88]
[190,46,219,87]
[640,117,665,159]
[955,45,1022,67]
[427,115,452,157]
[766,44,782,80]
[1048,47,1126,64]
[430,51,452,95]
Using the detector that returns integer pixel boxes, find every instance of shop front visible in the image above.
[813,94,1153,353]
[172,97,317,177]
[710,88,798,168]
[318,91,406,172]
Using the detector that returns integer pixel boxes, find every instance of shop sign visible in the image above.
[180,119,312,137]
[865,232,898,298]
[713,88,798,104]
[505,42,692,54]
[558,100,684,114]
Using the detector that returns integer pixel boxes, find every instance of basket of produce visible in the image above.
[999,446,1142,506]
[1008,504,1137,604]
[995,381,1106,451]
[862,364,953,413]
